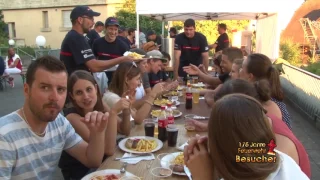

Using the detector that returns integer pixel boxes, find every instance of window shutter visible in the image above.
[62,10,72,28]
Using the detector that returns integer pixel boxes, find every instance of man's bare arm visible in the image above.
[173,50,181,80]
[202,52,209,73]
[85,56,132,72]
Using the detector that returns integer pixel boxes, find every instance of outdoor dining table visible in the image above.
[98,99,211,179]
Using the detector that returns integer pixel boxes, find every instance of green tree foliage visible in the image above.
[173,20,249,44]
[302,61,320,75]
[279,39,301,66]
[115,10,162,34]
[118,0,250,43]
[0,10,8,46]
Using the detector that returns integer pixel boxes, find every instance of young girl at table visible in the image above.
[103,61,168,124]
[186,79,311,178]
[59,70,132,180]
[184,94,309,180]
[239,53,292,129]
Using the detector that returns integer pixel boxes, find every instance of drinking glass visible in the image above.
[185,114,196,131]
[144,119,156,137]
[192,88,200,104]
[167,125,179,147]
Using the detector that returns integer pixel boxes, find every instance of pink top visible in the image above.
[268,114,311,178]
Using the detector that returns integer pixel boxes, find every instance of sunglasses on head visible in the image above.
[127,61,137,74]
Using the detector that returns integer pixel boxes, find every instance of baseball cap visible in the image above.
[105,17,119,26]
[146,50,168,63]
[147,30,156,37]
[70,6,100,21]
[184,18,195,27]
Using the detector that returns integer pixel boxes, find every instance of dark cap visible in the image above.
[70,6,100,21]
[184,18,195,27]
[169,27,177,34]
[105,17,119,26]
[95,21,104,27]
[118,27,127,33]
[147,30,156,37]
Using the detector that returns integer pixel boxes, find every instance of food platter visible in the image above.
[123,51,145,60]
[153,99,180,106]
[82,169,137,180]
[163,91,182,97]
[118,136,163,154]
[191,83,205,88]
[160,152,186,176]
[151,109,182,118]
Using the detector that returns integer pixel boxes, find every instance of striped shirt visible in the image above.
[0,111,82,180]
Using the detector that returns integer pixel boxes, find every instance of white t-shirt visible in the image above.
[102,91,121,109]
[135,84,145,100]
[266,150,309,180]
[102,91,134,121]
[220,150,309,180]
[5,54,21,68]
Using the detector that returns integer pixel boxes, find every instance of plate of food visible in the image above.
[82,169,138,180]
[151,109,182,118]
[153,98,180,107]
[163,91,182,97]
[176,85,186,91]
[191,82,206,88]
[123,51,145,60]
[119,136,163,154]
[160,152,186,176]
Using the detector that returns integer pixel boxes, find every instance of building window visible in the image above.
[42,11,49,28]
[8,22,16,38]
[62,10,72,28]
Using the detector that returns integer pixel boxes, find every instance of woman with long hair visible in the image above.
[59,70,131,179]
[103,61,165,124]
[185,79,311,178]
[240,53,292,129]
[184,94,309,180]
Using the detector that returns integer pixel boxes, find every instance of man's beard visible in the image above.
[28,99,60,123]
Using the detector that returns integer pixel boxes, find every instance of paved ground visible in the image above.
[1,74,320,179]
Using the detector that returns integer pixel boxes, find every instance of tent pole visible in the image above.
[136,13,140,48]
[162,21,165,37]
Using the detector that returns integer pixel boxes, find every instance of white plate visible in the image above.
[82,169,136,180]
[154,101,181,107]
[160,152,186,176]
[192,83,205,88]
[118,136,163,154]
[151,110,182,118]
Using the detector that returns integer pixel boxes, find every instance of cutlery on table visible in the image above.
[114,153,152,161]
[184,165,192,180]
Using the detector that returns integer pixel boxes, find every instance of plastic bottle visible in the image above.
[166,103,175,125]
[158,105,168,142]
[185,84,193,109]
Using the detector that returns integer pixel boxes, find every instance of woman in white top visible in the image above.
[183,94,309,180]
[103,62,165,124]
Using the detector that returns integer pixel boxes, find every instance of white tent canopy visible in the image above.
[135,0,295,60]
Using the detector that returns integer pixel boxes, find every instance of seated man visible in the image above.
[4,48,23,87]
[0,56,109,180]
[148,51,171,88]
